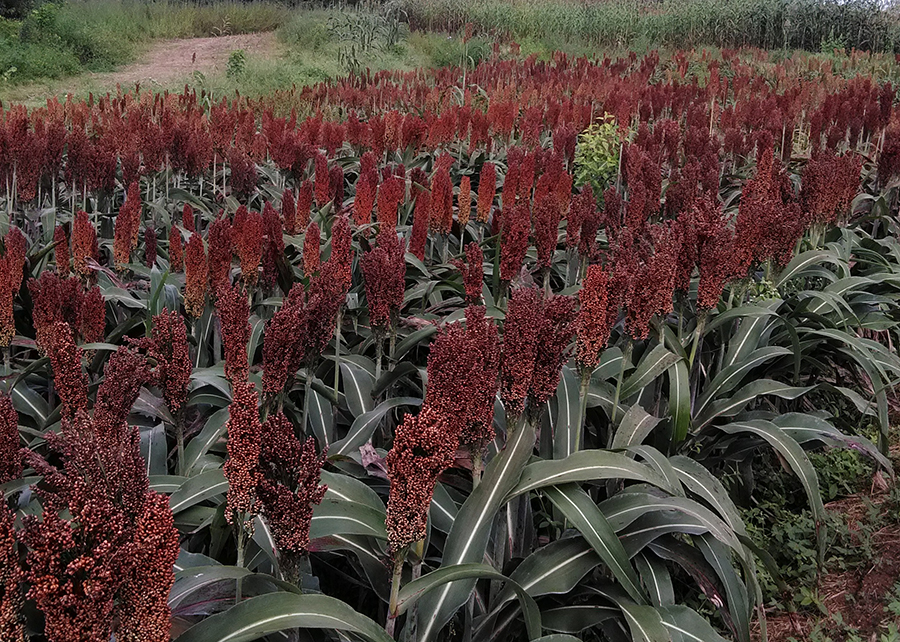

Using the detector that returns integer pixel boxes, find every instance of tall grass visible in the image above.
[402,0,900,53]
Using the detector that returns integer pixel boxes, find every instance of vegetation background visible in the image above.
[2,1,900,641]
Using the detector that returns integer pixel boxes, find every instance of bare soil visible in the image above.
[88,31,278,90]
[759,490,900,641]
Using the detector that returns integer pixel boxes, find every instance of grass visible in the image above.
[0,0,290,85]
[0,5,497,105]
[401,0,900,53]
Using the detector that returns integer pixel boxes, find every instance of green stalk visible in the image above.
[574,368,592,452]
[610,339,632,428]
[472,449,484,489]
[235,520,247,604]
[175,407,186,477]
[385,551,406,637]
[689,310,708,370]
[375,333,384,382]
[301,367,314,437]
[389,325,397,367]
[333,307,344,404]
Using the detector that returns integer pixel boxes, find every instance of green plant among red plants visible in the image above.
[0,46,898,642]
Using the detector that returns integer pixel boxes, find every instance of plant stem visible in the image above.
[689,310,708,370]
[333,308,344,403]
[574,369,592,453]
[610,340,632,428]
[375,334,384,382]
[472,449,483,489]
[385,551,405,637]
[175,407,186,476]
[301,367,314,437]
[389,325,397,366]
[235,521,247,605]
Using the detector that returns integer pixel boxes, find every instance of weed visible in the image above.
[226,49,246,79]
[574,115,621,193]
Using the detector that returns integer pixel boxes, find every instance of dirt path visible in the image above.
[88,31,279,89]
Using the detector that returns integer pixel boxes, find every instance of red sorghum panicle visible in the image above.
[184,233,207,318]
[182,203,195,232]
[29,272,78,347]
[362,229,406,333]
[0,228,26,347]
[500,202,530,283]
[672,209,699,292]
[425,321,484,433]
[297,180,313,229]
[0,497,26,642]
[625,223,681,340]
[262,285,307,394]
[147,309,192,414]
[22,344,177,642]
[0,395,20,484]
[577,264,611,371]
[695,196,739,309]
[454,242,484,304]
[528,295,576,408]
[228,147,257,197]
[114,182,142,270]
[305,256,349,359]
[329,164,345,207]
[354,169,377,227]
[518,151,537,201]
[115,491,179,642]
[476,162,496,223]
[430,162,453,234]
[801,151,862,225]
[315,153,329,208]
[376,175,405,231]
[500,287,543,418]
[262,201,284,289]
[566,185,590,250]
[458,175,472,228]
[72,211,99,282]
[22,490,119,642]
[533,172,563,270]
[409,191,430,261]
[734,133,805,268]
[144,226,157,267]
[225,379,262,525]
[504,148,523,205]
[258,413,327,554]
[282,188,297,235]
[55,225,70,277]
[304,222,321,277]
[218,284,251,384]
[169,228,183,271]
[327,215,353,290]
[78,286,106,344]
[386,406,455,552]
[44,322,88,419]
[458,305,500,450]
[207,214,233,297]
[236,208,264,286]
[93,347,151,438]
[879,122,900,182]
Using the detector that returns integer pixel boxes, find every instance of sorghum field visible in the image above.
[2,26,900,642]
